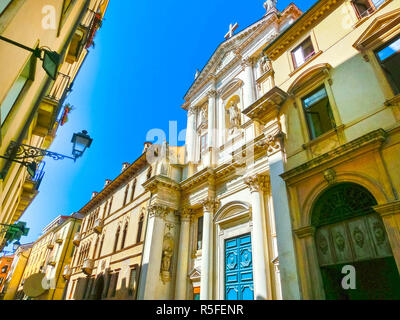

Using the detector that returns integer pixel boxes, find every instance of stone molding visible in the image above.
[373,200,400,217]
[293,226,316,239]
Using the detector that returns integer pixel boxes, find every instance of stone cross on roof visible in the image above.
[224,22,239,40]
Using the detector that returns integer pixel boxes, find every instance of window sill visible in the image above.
[302,124,345,150]
[384,94,400,106]
[353,0,393,29]
[289,51,323,78]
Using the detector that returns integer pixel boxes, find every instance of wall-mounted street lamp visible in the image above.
[0,130,93,179]
[0,35,61,80]
[0,222,29,252]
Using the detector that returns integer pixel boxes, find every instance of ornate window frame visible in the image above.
[289,64,344,152]
[353,8,400,102]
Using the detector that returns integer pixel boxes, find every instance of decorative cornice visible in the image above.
[373,200,400,217]
[79,152,148,214]
[281,129,388,182]
[264,0,341,60]
[182,4,301,103]
[242,86,288,123]
[142,175,181,194]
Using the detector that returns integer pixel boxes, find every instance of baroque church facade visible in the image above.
[66,0,400,300]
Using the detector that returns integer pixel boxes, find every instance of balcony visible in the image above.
[66,9,102,64]
[73,233,81,246]
[82,259,94,276]
[63,265,72,280]
[33,73,71,138]
[93,219,104,234]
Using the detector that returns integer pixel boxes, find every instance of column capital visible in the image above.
[244,175,270,193]
[241,56,255,68]
[148,204,169,219]
[201,197,221,213]
[188,105,197,116]
[180,207,194,221]
[293,226,316,239]
[207,89,217,99]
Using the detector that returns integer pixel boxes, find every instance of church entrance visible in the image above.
[312,183,400,300]
[225,234,254,300]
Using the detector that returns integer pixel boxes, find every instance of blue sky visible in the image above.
[10,0,317,248]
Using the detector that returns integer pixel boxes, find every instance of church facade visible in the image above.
[66,0,400,300]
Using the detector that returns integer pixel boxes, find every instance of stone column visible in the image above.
[242,58,256,109]
[374,200,400,272]
[245,175,269,300]
[200,198,219,300]
[267,133,301,300]
[174,208,192,299]
[185,107,197,163]
[207,89,217,167]
[294,226,325,299]
[137,204,168,300]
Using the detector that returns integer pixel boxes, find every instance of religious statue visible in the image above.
[160,232,174,283]
[161,247,173,272]
[227,101,241,135]
[264,0,278,13]
[260,55,272,74]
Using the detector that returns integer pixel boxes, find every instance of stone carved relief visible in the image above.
[373,221,386,245]
[160,232,174,283]
[334,231,346,252]
[323,169,336,185]
[353,227,365,248]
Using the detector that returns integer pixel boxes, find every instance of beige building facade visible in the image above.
[0,0,109,250]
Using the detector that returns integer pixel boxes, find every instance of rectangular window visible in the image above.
[351,0,384,19]
[111,272,119,297]
[200,134,208,153]
[301,85,335,140]
[197,216,203,250]
[375,35,400,95]
[291,37,315,69]
[0,0,12,16]
[128,268,137,297]
[1,55,35,126]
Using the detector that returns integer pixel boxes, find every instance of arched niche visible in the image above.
[214,200,251,228]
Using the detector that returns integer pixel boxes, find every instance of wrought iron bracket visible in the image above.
[4,141,76,162]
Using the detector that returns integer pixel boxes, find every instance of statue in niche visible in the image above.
[260,55,272,74]
[264,0,278,13]
[199,105,207,128]
[227,100,241,135]
[160,232,174,283]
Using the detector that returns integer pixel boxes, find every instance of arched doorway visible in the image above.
[92,275,105,300]
[312,183,400,299]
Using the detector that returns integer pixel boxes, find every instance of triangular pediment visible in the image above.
[353,8,400,50]
[189,267,201,280]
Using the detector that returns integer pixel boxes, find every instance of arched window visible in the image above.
[114,227,120,252]
[147,166,152,180]
[130,179,136,202]
[108,197,113,216]
[98,236,104,259]
[121,223,128,249]
[136,214,144,243]
[93,237,99,259]
[123,185,129,206]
